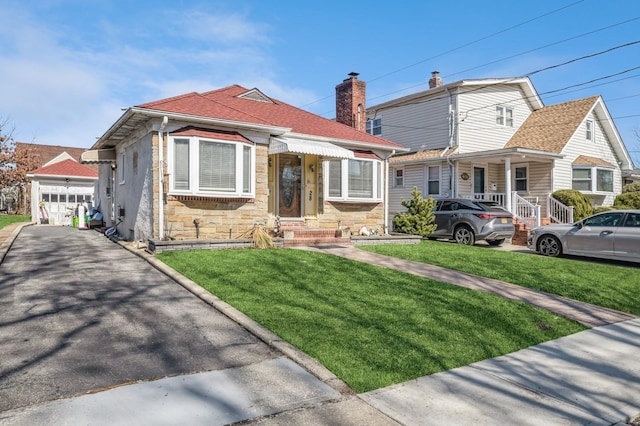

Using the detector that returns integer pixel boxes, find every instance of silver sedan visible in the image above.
[527,210,640,263]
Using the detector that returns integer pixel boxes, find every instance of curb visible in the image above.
[115,240,354,396]
[0,222,34,264]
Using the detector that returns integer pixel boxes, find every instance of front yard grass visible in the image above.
[157,248,585,393]
[361,240,640,316]
[0,215,31,230]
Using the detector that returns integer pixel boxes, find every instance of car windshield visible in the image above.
[477,202,508,213]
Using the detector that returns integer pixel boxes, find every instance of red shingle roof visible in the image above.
[28,159,98,178]
[138,85,401,149]
[16,142,99,172]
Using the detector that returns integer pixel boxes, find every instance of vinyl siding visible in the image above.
[457,85,534,153]
[387,161,450,229]
[369,93,452,152]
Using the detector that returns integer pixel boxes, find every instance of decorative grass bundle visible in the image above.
[238,224,275,248]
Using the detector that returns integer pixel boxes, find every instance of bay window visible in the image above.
[572,167,614,193]
[169,136,254,197]
[326,158,382,202]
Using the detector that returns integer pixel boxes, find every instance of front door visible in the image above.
[473,166,485,197]
[278,154,302,218]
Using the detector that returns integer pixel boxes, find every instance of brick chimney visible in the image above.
[335,72,366,132]
[429,70,443,88]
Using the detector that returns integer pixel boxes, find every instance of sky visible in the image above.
[1,0,640,166]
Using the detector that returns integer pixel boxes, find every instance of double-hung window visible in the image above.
[496,106,513,127]
[572,167,613,193]
[393,168,404,188]
[326,157,382,202]
[586,120,593,141]
[170,136,254,197]
[514,166,528,191]
[366,118,382,135]
[427,165,440,195]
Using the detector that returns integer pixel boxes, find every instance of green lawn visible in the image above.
[157,248,585,392]
[361,240,640,316]
[0,215,31,230]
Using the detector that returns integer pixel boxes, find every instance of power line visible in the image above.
[368,0,587,84]
[445,16,640,79]
[301,1,586,109]
[369,41,640,119]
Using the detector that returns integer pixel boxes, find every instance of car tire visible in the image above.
[454,225,475,246]
[486,239,505,246]
[538,235,561,257]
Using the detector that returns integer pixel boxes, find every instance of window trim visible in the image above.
[513,164,528,192]
[325,157,383,202]
[586,119,593,141]
[426,165,440,196]
[393,167,404,188]
[496,106,514,127]
[168,135,255,198]
[572,166,614,193]
[119,151,126,184]
[366,118,382,136]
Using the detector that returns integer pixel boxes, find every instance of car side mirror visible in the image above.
[575,221,584,229]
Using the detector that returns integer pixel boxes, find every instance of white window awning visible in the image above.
[80,149,116,164]
[268,137,354,159]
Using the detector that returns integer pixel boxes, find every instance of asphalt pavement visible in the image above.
[1,223,639,425]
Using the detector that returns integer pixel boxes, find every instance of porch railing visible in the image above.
[459,192,506,206]
[546,194,574,224]
[512,193,540,229]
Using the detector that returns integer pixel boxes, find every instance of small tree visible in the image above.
[0,119,41,214]
[393,187,437,237]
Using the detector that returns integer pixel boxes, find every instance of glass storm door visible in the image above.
[473,166,485,196]
[278,154,302,217]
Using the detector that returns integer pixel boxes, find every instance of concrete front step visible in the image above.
[282,227,350,247]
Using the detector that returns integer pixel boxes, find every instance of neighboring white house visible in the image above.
[26,153,98,225]
[365,72,635,230]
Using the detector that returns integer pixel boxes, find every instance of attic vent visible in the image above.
[237,89,275,103]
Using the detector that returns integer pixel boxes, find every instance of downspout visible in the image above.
[158,116,168,240]
[384,149,396,234]
[446,86,456,197]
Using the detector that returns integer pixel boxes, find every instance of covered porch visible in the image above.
[452,148,569,229]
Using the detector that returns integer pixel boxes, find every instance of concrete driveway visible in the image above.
[0,226,373,425]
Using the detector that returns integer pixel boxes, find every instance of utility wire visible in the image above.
[301,0,585,108]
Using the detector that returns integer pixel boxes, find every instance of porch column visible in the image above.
[505,157,512,213]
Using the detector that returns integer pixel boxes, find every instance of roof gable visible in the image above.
[504,96,599,153]
[28,158,98,178]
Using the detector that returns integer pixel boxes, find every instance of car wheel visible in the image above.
[454,225,475,245]
[538,235,561,257]
[486,239,505,246]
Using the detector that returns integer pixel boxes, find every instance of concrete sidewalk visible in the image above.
[362,318,640,425]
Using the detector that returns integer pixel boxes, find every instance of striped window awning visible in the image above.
[80,149,117,164]
[268,137,354,159]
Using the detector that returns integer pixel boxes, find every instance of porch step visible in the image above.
[282,228,351,247]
